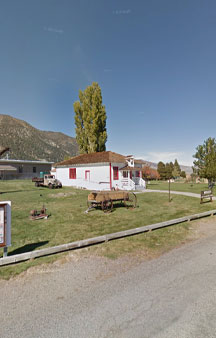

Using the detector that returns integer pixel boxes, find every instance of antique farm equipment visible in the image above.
[30,205,49,220]
[32,174,62,189]
[86,190,137,213]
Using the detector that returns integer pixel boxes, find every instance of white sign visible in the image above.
[0,201,11,247]
[0,206,5,245]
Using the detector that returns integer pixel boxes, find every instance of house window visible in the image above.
[123,171,128,178]
[33,167,36,173]
[113,167,119,180]
[69,168,76,179]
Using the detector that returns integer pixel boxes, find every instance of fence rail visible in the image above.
[1,209,216,267]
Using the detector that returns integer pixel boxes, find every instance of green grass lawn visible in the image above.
[0,179,215,279]
[147,180,210,194]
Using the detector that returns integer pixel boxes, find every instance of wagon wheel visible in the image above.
[101,199,113,213]
[123,197,129,208]
[127,192,137,208]
[87,200,97,209]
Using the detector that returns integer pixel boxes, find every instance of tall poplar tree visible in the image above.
[74,82,107,154]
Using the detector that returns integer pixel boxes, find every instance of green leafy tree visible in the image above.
[193,137,216,187]
[74,82,107,154]
[180,170,186,178]
[190,171,198,183]
[157,161,166,180]
[165,162,173,179]
[172,159,181,178]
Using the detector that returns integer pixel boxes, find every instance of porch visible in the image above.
[119,166,146,190]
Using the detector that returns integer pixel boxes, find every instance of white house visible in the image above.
[53,151,146,191]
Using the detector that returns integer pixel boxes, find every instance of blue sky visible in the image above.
[1,0,216,165]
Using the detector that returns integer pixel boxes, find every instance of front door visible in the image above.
[85,170,90,181]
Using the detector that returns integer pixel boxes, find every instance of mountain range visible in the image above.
[0,115,78,162]
[0,114,192,173]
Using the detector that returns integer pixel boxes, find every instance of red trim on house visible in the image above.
[85,170,90,180]
[109,163,112,190]
[136,171,140,178]
[69,168,76,179]
[113,166,119,180]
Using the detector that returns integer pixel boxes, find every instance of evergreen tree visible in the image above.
[169,162,174,177]
[165,162,173,179]
[74,82,107,153]
[193,137,216,187]
[157,161,166,180]
[172,159,181,178]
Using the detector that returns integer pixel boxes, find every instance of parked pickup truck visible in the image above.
[32,174,62,189]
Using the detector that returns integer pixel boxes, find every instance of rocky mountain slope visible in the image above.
[0,115,78,162]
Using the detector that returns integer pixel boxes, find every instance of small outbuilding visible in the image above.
[0,159,53,180]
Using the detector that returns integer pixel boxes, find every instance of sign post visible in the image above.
[0,201,11,257]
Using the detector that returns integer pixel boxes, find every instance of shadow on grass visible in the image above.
[200,200,213,204]
[9,241,49,256]
[1,189,44,194]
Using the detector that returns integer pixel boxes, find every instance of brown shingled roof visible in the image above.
[119,165,143,171]
[134,159,145,164]
[55,151,126,167]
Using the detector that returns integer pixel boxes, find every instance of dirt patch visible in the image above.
[49,192,77,198]
[186,216,216,240]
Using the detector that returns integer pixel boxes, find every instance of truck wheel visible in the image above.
[35,182,39,187]
[48,183,53,189]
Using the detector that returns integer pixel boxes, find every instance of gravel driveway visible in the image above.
[1,218,216,338]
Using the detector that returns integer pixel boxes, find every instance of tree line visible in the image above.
[157,159,186,180]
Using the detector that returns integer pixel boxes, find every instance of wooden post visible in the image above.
[169,178,171,202]
[3,247,7,257]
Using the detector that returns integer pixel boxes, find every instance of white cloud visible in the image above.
[136,151,193,166]
[44,27,64,34]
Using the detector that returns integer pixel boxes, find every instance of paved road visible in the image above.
[1,221,216,338]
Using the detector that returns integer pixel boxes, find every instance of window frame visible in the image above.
[69,168,76,179]
[113,166,119,180]
[85,170,90,180]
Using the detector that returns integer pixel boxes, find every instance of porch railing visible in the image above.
[121,178,136,190]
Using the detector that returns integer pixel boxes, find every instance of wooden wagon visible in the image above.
[87,190,137,212]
